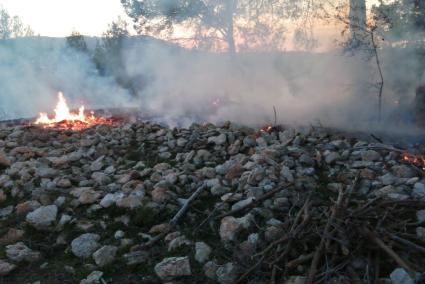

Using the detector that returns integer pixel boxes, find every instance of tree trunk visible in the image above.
[349,0,367,41]
[226,0,236,53]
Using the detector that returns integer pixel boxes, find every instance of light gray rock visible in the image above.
[123,251,149,265]
[325,152,341,164]
[417,209,425,223]
[231,197,254,211]
[154,256,192,281]
[0,259,16,276]
[219,216,242,242]
[71,233,101,258]
[26,205,58,229]
[204,260,219,280]
[91,172,111,185]
[6,242,41,262]
[416,227,425,241]
[36,167,58,178]
[80,270,103,284]
[216,262,239,284]
[99,192,124,208]
[195,242,212,263]
[92,245,117,267]
[389,268,415,284]
[0,205,13,218]
[168,236,191,252]
[413,183,425,199]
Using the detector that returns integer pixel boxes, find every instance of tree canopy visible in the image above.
[0,6,34,40]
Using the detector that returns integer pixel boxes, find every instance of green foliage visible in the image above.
[0,6,34,40]
[66,30,88,53]
[120,0,315,52]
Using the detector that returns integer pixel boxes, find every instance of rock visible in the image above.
[0,153,11,167]
[361,150,381,162]
[219,216,242,242]
[26,205,58,229]
[151,187,170,203]
[71,233,101,258]
[116,195,142,209]
[16,200,41,215]
[381,173,397,185]
[216,262,239,284]
[231,197,254,211]
[392,165,416,178]
[79,189,101,205]
[0,259,16,276]
[80,270,103,284]
[204,260,219,280]
[99,193,124,208]
[416,227,425,241]
[389,268,415,284]
[0,228,24,245]
[92,245,117,267]
[168,235,191,252]
[0,205,13,218]
[0,189,6,203]
[36,167,58,178]
[123,251,149,265]
[6,242,41,262]
[154,256,192,281]
[280,166,294,182]
[195,242,212,263]
[91,172,111,185]
[417,209,425,223]
[413,183,425,199]
[284,276,307,284]
[325,152,341,164]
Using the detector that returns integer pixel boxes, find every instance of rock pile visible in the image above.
[0,121,424,283]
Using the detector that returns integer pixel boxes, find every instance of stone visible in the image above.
[413,183,425,199]
[36,167,58,178]
[284,276,307,284]
[0,189,6,203]
[16,200,41,215]
[416,227,425,241]
[389,268,415,284]
[151,187,170,203]
[168,236,191,252]
[92,245,117,267]
[154,256,192,281]
[0,205,13,218]
[219,216,242,242]
[195,242,212,263]
[0,153,11,167]
[80,271,103,284]
[361,150,381,161]
[0,228,24,245]
[204,260,219,280]
[99,193,124,208]
[231,197,254,211]
[325,152,341,164]
[6,242,41,262]
[91,172,111,185]
[0,260,16,276]
[71,233,101,258]
[79,189,101,205]
[280,166,294,182]
[26,205,57,229]
[392,165,416,178]
[216,262,239,284]
[116,196,142,209]
[123,251,149,265]
[417,209,425,223]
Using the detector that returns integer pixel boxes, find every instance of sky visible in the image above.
[0,0,131,37]
[0,0,382,38]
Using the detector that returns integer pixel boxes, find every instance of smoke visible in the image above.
[0,37,133,120]
[123,39,423,131]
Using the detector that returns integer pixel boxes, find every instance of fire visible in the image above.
[402,153,425,171]
[34,92,110,130]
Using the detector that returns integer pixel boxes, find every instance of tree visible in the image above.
[120,0,313,52]
[93,17,136,94]
[0,6,34,40]
[66,31,88,53]
[349,0,366,46]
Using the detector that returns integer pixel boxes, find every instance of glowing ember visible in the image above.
[34,92,110,130]
[402,153,425,171]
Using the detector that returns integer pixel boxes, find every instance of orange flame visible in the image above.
[402,153,425,171]
[34,92,110,130]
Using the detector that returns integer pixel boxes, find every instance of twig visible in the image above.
[387,233,425,254]
[363,227,415,275]
[306,188,345,284]
[285,253,314,269]
[170,184,207,226]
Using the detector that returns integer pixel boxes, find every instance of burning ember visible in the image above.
[402,153,425,170]
[34,92,111,130]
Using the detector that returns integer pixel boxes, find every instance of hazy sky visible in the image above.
[0,0,130,37]
[0,0,381,38]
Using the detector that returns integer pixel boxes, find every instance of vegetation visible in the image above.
[0,6,34,40]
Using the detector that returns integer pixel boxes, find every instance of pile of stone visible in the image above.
[0,121,424,283]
